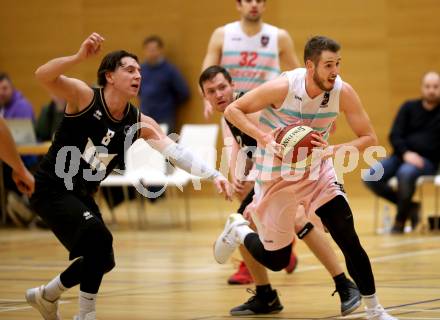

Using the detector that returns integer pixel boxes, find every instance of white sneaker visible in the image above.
[73,311,96,320]
[214,213,249,264]
[25,285,61,320]
[366,305,398,320]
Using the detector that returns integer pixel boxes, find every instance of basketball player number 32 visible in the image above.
[239,51,258,67]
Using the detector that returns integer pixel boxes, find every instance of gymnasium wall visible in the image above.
[1,0,439,195]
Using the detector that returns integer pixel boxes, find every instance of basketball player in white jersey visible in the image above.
[200,65,361,316]
[201,0,300,289]
[202,0,299,119]
[214,36,399,320]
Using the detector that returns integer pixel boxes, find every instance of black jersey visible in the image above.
[224,92,257,159]
[37,87,140,196]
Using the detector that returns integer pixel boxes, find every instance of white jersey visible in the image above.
[220,21,280,93]
[256,68,343,182]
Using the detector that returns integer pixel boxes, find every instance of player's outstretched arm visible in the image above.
[224,77,289,145]
[139,114,232,200]
[35,33,104,114]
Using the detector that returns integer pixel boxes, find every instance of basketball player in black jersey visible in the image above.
[25,33,232,320]
[199,66,361,317]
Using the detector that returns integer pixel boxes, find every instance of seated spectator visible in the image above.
[0,72,36,167]
[35,95,66,141]
[0,117,35,226]
[0,72,34,119]
[0,72,37,226]
[364,71,440,233]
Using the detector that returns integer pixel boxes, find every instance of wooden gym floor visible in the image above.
[0,195,439,320]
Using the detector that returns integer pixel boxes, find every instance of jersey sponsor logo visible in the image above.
[231,36,242,41]
[94,110,102,120]
[261,35,270,47]
[82,138,116,172]
[294,95,303,101]
[229,68,266,81]
[320,92,330,108]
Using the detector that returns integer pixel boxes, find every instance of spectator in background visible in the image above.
[0,72,34,120]
[139,35,190,134]
[0,72,37,226]
[35,95,66,141]
[364,71,440,233]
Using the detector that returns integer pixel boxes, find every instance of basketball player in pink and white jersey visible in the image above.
[200,65,361,316]
[202,0,299,119]
[214,36,399,320]
[201,0,300,287]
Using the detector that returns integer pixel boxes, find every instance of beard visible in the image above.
[313,72,333,91]
[423,93,439,105]
[244,13,261,23]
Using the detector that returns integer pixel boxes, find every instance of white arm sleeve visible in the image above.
[162,143,221,180]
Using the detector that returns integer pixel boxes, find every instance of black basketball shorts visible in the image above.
[30,176,111,260]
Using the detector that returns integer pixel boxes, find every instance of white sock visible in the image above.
[363,293,380,309]
[235,224,254,243]
[43,275,67,302]
[79,291,97,319]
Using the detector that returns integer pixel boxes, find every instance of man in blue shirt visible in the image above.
[139,36,189,134]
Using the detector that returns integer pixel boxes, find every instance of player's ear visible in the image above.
[236,0,242,11]
[105,71,114,85]
[305,59,315,71]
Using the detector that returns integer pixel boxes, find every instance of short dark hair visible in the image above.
[304,36,341,65]
[0,72,11,83]
[199,65,232,92]
[142,35,164,48]
[97,50,138,87]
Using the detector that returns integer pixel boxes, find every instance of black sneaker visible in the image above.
[332,279,361,316]
[230,288,283,316]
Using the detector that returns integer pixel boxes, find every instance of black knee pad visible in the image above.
[101,251,116,274]
[296,222,314,239]
[81,222,115,272]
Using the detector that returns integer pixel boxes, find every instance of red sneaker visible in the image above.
[284,251,298,274]
[228,261,254,285]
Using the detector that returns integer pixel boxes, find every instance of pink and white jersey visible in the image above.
[255,68,343,183]
[220,21,280,93]
[244,68,346,251]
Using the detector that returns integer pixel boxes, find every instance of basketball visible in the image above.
[275,125,316,167]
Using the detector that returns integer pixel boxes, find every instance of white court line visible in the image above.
[398,309,440,313]
[0,306,32,312]
[369,248,440,263]
[1,249,439,275]
[399,315,438,320]
[0,300,69,313]
[0,299,25,302]
[380,237,440,248]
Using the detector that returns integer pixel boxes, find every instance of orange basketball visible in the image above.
[275,125,316,167]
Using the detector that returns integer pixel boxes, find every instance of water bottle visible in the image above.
[382,205,392,234]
